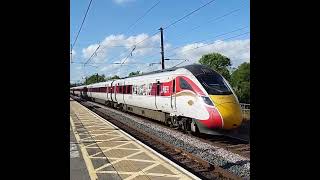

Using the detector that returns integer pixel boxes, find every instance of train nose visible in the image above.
[216,102,242,129]
[209,95,243,129]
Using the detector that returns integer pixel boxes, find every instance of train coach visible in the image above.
[71,85,87,98]
[71,64,243,135]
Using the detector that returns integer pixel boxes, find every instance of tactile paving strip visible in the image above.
[70,99,195,180]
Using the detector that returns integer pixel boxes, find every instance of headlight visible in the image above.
[202,96,214,106]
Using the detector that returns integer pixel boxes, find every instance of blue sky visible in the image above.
[70,0,250,83]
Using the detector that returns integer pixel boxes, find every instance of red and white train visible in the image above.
[71,64,243,135]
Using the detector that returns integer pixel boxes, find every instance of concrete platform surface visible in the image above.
[70,99,198,180]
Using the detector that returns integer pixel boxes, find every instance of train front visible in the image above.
[192,68,243,134]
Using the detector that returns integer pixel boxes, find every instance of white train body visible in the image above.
[70,64,243,134]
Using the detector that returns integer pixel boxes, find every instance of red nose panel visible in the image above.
[198,106,223,129]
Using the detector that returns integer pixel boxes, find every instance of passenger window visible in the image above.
[179,77,193,90]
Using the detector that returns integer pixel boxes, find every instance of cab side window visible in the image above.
[179,77,193,91]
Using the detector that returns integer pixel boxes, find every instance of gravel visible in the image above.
[87,101,250,178]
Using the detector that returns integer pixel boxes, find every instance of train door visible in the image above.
[122,82,126,105]
[155,79,160,109]
[105,84,108,101]
[110,82,114,102]
[171,77,176,110]
[83,87,88,98]
[87,86,91,97]
[107,85,111,101]
[114,83,118,102]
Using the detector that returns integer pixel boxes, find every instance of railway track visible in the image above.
[71,96,250,178]
[198,134,250,159]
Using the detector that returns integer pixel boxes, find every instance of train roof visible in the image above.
[130,63,219,77]
[71,85,86,89]
[71,64,219,89]
[87,82,105,87]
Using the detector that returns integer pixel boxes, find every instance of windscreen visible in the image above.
[197,74,233,95]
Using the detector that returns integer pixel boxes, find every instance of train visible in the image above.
[70,64,243,135]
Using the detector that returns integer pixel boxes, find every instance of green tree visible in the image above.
[230,62,250,103]
[106,75,120,80]
[84,73,106,85]
[199,53,231,80]
[128,71,141,77]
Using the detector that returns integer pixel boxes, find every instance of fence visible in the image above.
[240,103,250,121]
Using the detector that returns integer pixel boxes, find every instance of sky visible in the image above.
[70,0,250,83]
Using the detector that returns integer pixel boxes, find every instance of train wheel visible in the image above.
[120,104,125,112]
[190,119,199,135]
[169,116,179,129]
[164,116,170,126]
[181,118,192,134]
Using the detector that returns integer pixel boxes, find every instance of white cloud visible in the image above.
[99,64,120,73]
[100,65,127,77]
[78,35,249,79]
[99,57,137,77]
[172,39,250,68]
[82,44,100,59]
[102,34,126,47]
[82,33,168,64]
[113,0,135,5]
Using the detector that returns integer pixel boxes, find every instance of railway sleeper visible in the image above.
[173,156,187,161]
[166,151,180,156]
[185,163,202,169]
[236,146,250,151]
[180,159,193,164]
[195,168,211,173]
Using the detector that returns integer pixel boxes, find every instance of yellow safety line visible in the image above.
[70,116,98,180]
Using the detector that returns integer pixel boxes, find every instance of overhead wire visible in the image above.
[163,0,217,30]
[129,3,247,66]
[74,0,250,79]
[71,0,94,52]
[84,0,161,66]
[101,0,218,69]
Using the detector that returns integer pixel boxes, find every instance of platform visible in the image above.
[70,98,198,180]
